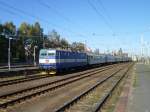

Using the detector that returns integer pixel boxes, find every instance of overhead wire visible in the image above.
[95,0,119,48]
[36,0,89,37]
[0,3,37,23]
[37,0,72,24]
[0,1,56,27]
[96,0,112,23]
[0,1,85,38]
[87,0,114,33]
[0,6,17,16]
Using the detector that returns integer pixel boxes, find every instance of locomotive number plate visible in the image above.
[45,60,49,63]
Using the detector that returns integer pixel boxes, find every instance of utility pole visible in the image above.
[84,40,87,52]
[42,33,45,49]
[3,29,14,70]
[7,36,12,70]
[41,31,45,49]
[140,35,144,58]
[33,46,38,66]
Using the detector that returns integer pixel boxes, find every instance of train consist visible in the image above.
[39,49,131,74]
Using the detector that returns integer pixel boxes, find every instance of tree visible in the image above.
[17,22,44,63]
[0,22,19,63]
[0,23,7,62]
[19,22,43,62]
[0,23,3,33]
[34,22,43,36]
[71,42,85,52]
[18,22,33,63]
[60,38,69,49]
[0,21,88,63]
[46,30,70,50]
[3,22,16,35]
[32,22,43,47]
[47,30,61,48]
[18,22,30,36]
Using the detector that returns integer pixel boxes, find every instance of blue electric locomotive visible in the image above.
[39,49,87,74]
[39,49,131,74]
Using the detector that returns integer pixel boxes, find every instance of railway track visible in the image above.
[0,74,51,87]
[54,63,133,112]
[0,64,122,88]
[0,63,124,109]
[0,64,117,87]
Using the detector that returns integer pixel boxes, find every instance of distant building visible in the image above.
[132,55,138,62]
[118,48,123,56]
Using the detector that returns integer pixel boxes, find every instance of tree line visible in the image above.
[0,22,85,64]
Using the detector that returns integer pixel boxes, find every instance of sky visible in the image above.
[1,0,150,56]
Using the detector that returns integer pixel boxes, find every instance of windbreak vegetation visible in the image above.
[0,22,86,64]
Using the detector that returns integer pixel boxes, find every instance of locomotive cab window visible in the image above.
[40,53,47,56]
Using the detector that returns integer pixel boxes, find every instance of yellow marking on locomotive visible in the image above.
[41,71,47,75]
[40,68,56,75]
[49,71,56,75]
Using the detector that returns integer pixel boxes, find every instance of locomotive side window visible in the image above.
[48,53,55,56]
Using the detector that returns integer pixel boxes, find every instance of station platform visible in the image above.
[114,63,150,112]
[0,66,38,72]
[126,63,150,112]
[0,66,39,77]
[0,64,34,69]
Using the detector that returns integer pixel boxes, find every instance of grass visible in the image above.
[101,64,136,112]
[101,74,128,112]
[0,75,25,81]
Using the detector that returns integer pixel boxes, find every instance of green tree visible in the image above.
[32,22,43,47]
[60,38,69,49]
[0,23,3,33]
[3,22,16,35]
[18,22,43,63]
[18,22,30,36]
[18,22,43,45]
[47,30,61,48]
[0,22,17,63]
[71,42,85,52]
[0,23,7,63]
[17,22,31,62]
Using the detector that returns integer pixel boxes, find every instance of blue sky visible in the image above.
[0,0,150,55]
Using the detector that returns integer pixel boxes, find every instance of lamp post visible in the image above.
[42,35,45,49]
[33,46,38,66]
[7,36,12,70]
[2,29,17,70]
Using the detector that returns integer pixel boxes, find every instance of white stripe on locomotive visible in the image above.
[39,59,87,64]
